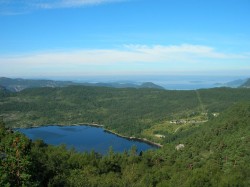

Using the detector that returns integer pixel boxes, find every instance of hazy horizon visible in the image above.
[2,74,248,90]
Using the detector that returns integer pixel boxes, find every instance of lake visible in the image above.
[17,125,157,154]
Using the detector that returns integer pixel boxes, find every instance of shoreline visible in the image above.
[14,123,163,148]
[104,129,163,148]
[13,123,104,129]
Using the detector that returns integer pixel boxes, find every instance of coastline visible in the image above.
[13,123,163,148]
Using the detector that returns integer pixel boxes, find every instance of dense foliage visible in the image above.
[0,86,200,136]
[1,86,250,139]
[0,77,80,92]
[1,103,250,186]
[0,120,34,186]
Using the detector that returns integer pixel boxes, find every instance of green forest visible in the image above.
[0,86,250,186]
[1,86,250,139]
[1,102,250,186]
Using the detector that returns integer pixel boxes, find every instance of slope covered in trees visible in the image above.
[0,86,199,136]
[0,77,80,92]
[1,86,250,140]
[1,103,250,186]
[0,86,9,98]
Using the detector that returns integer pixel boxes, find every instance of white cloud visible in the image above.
[0,44,249,65]
[33,0,124,9]
[0,44,249,77]
[0,0,124,15]
[124,44,246,59]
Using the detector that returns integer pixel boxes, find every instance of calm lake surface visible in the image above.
[17,125,157,154]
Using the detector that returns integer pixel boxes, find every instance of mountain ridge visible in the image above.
[215,79,247,88]
[0,77,164,92]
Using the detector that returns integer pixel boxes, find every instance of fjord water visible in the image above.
[17,125,156,154]
[61,75,246,90]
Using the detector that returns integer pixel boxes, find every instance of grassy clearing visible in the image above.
[142,113,208,143]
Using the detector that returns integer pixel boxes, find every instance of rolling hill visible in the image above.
[0,77,164,92]
[1,85,250,141]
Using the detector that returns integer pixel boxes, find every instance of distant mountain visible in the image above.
[0,77,164,92]
[0,77,81,92]
[139,82,165,89]
[95,82,164,89]
[215,79,247,88]
[240,78,250,88]
[94,82,139,88]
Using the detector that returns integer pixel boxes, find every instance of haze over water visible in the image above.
[44,75,248,90]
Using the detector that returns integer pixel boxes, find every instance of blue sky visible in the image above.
[0,0,250,78]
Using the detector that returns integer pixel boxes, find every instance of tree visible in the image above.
[0,123,33,186]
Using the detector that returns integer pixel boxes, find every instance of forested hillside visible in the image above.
[1,102,249,186]
[1,86,250,141]
[0,77,80,92]
[0,86,9,97]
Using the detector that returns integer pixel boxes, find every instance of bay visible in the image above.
[17,125,157,154]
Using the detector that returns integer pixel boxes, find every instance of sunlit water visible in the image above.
[17,125,157,154]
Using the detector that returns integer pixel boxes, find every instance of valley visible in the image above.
[1,84,250,145]
[1,79,250,186]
